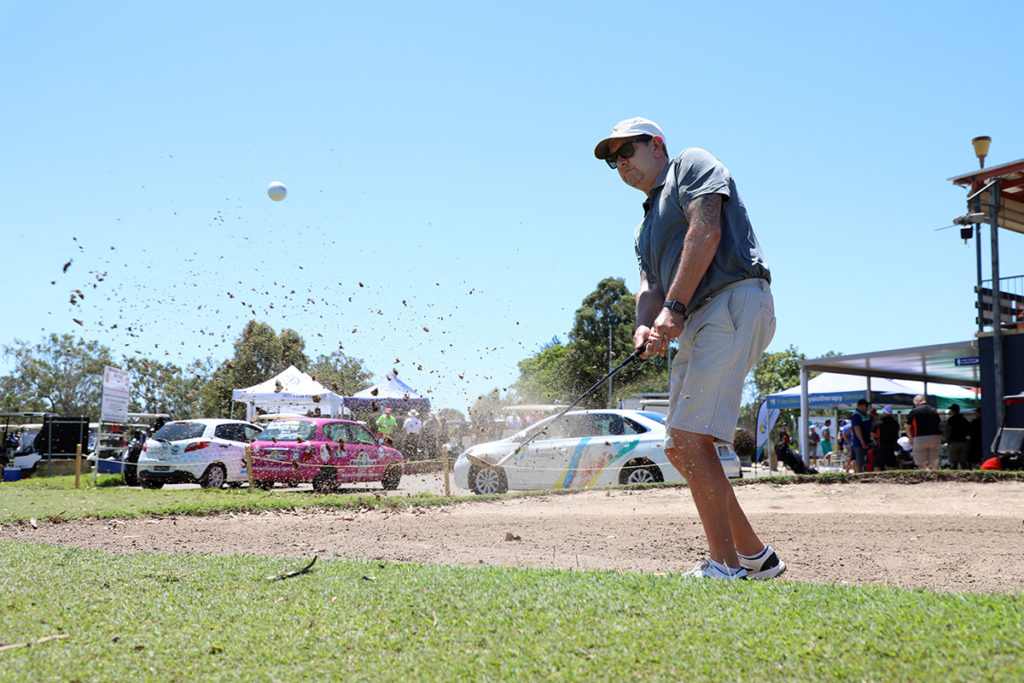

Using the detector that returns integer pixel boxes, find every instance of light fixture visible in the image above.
[972,136,991,169]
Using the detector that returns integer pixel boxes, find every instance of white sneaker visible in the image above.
[738,545,787,580]
[682,559,747,580]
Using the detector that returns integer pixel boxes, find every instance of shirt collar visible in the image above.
[641,162,671,213]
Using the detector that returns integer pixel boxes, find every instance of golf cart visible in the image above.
[982,393,1024,471]
[0,413,90,478]
[1,412,57,476]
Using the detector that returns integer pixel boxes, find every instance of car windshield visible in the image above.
[257,420,317,442]
[152,422,206,441]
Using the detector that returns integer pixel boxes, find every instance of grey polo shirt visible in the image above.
[634,147,770,313]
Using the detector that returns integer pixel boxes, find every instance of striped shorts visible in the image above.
[666,279,776,444]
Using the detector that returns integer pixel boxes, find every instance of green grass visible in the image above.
[3,472,1024,680]
[0,475,449,525]
[1,543,1022,681]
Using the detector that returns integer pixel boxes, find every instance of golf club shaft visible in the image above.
[544,344,647,424]
[476,344,648,469]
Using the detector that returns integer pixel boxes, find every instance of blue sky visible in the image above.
[3,1,1023,414]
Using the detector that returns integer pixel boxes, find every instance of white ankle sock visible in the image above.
[709,558,744,575]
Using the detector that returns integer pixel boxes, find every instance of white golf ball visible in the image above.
[267,181,287,201]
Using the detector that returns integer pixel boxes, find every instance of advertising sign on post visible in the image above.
[101,366,131,424]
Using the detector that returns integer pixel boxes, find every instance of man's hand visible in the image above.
[634,325,656,359]
[636,307,685,358]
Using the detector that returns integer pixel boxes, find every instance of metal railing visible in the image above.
[976,274,1024,329]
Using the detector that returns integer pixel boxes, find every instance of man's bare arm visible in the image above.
[642,193,724,356]
[635,269,664,329]
[663,193,723,307]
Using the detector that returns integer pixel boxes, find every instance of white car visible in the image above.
[453,409,742,495]
[137,419,261,489]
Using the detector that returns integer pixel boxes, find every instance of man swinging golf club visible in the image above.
[594,117,785,580]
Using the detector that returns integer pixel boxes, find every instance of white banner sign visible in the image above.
[101,366,131,423]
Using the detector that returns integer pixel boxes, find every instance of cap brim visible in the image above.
[594,133,639,160]
[594,137,615,160]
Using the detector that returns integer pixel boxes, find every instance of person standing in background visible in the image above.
[907,395,942,469]
[876,405,900,471]
[945,404,971,470]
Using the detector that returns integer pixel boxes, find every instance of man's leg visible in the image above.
[667,428,763,568]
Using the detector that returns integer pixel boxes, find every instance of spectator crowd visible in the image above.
[778,396,984,473]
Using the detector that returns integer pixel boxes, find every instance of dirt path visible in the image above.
[4,480,1024,594]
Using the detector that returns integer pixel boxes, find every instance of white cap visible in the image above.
[594,117,666,159]
[882,405,893,415]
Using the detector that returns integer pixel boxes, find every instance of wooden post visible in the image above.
[442,444,451,497]
[246,445,254,492]
[94,421,102,485]
[75,443,82,489]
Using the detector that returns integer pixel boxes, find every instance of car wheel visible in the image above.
[253,480,274,490]
[619,461,662,486]
[123,457,139,487]
[140,479,164,490]
[200,464,227,489]
[470,465,507,495]
[381,465,402,491]
[312,468,335,494]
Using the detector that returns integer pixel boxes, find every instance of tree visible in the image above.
[228,321,310,390]
[739,346,839,433]
[734,428,755,461]
[747,344,807,404]
[513,338,569,404]
[196,320,314,418]
[564,277,642,406]
[308,349,372,397]
[437,408,465,424]
[122,356,210,419]
[1,334,116,419]
[512,278,670,408]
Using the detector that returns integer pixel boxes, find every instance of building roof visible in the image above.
[949,157,1024,235]
[799,340,981,388]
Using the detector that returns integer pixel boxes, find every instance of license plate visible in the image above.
[153,466,170,471]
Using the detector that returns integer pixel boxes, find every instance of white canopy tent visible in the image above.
[342,373,431,414]
[231,365,347,421]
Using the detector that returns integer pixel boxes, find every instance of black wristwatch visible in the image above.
[664,300,688,320]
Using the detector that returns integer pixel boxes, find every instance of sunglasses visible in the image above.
[606,135,653,169]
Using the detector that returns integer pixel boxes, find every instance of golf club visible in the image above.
[465,343,649,470]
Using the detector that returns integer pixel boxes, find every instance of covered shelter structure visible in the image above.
[342,373,431,415]
[949,148,1024,443]
[231,365,347,422]
[787,340,981,462]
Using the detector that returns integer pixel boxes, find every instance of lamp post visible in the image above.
[972,135,1005,430]
[971,135,989,331]
[607,320,615,407]
[972,136,991,169]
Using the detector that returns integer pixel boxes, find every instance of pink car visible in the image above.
[249,418,404,492]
